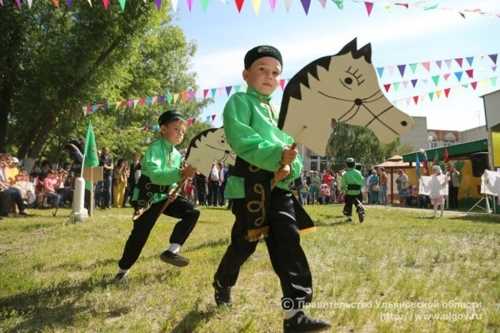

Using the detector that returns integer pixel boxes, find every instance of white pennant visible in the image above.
[284,0,292,11]
[252,0,261,14]
[171,0,178,11]
[87,0,93,6]
[27,0,33,7]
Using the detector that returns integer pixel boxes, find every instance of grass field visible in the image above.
[0,204,499,333]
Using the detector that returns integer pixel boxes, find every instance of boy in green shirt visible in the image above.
[213,45,330,332]
[341,157,365,223]
[114,111,199,281]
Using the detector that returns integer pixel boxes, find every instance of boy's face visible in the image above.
[161,119,186,145]
[243,57,281,96]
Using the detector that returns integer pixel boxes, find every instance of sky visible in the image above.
[173,0,500,131]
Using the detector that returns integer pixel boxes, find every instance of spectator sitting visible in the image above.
[0,154,29,216]
[13,169,36,207]
[43,169,62,209]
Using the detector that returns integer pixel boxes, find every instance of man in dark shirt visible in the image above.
[99,147,114,209]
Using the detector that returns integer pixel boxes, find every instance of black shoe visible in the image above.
[160,251,189,267]
[213,280,231,306]
[113,271,128,283]
[358,212,365,223]
[345,216,352,223]
[283,311,331,332]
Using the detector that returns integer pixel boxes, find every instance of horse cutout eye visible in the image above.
[401,121,408,127]
[221,140,225,144]
[344,77,353,85]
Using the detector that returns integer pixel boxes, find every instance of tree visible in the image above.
[326,122,412,168]
[0,1,208,160]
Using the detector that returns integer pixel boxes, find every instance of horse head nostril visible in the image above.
[225,150,230,154]
[354,98,363,106]
[401,121,408,126]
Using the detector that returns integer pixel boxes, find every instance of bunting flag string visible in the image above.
[2,0,499,18]
[84,57,498,115]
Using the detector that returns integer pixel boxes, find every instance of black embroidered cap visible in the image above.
[244,45,283,70]
[158,110,185,126]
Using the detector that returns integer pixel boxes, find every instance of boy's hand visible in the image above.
[281,145,298,165]
[274,164,291,183]
[181,164,196,179]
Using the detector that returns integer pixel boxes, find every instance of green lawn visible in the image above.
[0,205,499,332]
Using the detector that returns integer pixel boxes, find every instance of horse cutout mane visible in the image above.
[278,38,414,155]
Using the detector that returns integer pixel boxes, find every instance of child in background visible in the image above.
[429,165,449,218]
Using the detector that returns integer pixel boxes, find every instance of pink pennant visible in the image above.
[203,89,209,99]
[187,118,194,126]
[465,69,474,79]
[187,0,193,11]
[421,61,431,72]
[0,0,4,6]
[364,2,374,16]
[139,98,146,106]
[383,84,391,93]
[280,79,286,90]
[268,0,276,11]
[318,0,326,8]
[455,58,463,68]
[444,88,451,98]
[471,82,478,90]
[413,96,419,105]
[443,73,451,81]
[102,0,110,9]
[14,0,21,8]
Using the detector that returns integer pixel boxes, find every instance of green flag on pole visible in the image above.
[82,122,99,190]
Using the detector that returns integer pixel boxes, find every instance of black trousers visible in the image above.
[118,197,200,270]
[214,188,313,310]
[343,194,364,217]
[449,186,459,209]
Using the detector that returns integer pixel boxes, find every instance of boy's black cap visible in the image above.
[244,45,283,69]
[158,110,185,126]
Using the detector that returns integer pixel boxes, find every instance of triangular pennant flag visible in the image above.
[491,77,498,87]
[146,96,153,106]
[234,85,242,92]
[443,73,451,81]
[139,98,146,106]
[455,58,463,68]
[445,59,453,68]
[466,56,474,67]
[118,0,126,11]
[280,79,286,90]
[133,99,139,108]
[187,0,193,11]
[409,63,418,74]
[465,69,474,79]
[444,88,451,98]
[364,1,374,16]
[87,0,93,7]
[397,64,406,77]
[402,81,409,89]
[435,60,442,69]
[284,0,292,11]
[27,0,33,7]
[431,75,440,86]
[393,82,400,91]
[300,0,311,14]
[411,79,418,88]
[171,0,179,11]
[268,0,276,11]
[66,0,73,6]
[0,0,4,6]
[217,87,225,96]
[210,88,217,98]
[383,84,391,93]
[424,4,438,10]
[252,0,261,14]
[225,86,233,96]
[461,83,469,88]
[413,96,419,105]
[155,0,162,9]
[493,66,497,72]
[102,0,109,9]
[14,0,21,7]
[51,0,60,6]
[158,96,165,104]
[436,90,442,98]
[167,93,173,104]
[376,67,384,78]
[206,115,211,122]
[423,79,429,85]
[428,92,434,101]
[318,0,326,8]
[471,81,478,90]
[127,100,133,108]
[211,114,216,121]
[388,65,395,76]
[422,61,431,72]
[203,89,209,99]
[454,71,463,82]
[488,54,498,65]
[200,0,209,11]
[151,96,158,105]
[173,93,180,103]
[235,0,244,12]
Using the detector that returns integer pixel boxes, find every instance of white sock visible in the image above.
[118,268,128,275]
[284,309,300,319]
[168,243,181,254]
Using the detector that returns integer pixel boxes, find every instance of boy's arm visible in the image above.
[142,147,181,185]
[223,94,283,172]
